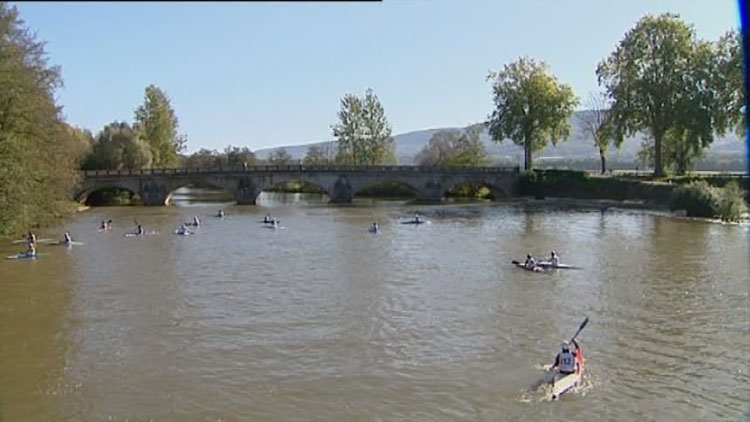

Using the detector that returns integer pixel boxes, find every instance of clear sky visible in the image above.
[13,1,740,153]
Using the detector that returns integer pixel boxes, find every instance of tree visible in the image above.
[267,147,293,165]
[577,92,615,174]
[596,13,727,177]
[0,3,87,236]
[184,148,220,169]
[133,84,186,168]
[332,88,395,165]
[304,143,336,165]
[715,29,745,137]
[222,145,256,168]
[82,122,152,170]
[417,125,489,167]
[487,57,578,170]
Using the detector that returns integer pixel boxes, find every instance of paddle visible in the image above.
[569,317,589,344]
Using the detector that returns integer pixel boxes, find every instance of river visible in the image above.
[1,190,748,421]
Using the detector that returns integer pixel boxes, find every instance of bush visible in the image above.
[715,181,747,222]
[670,181,717,218]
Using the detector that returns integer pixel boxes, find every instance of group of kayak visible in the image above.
[7,230,80,259]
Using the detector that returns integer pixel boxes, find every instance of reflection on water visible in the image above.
[0,193,748,420]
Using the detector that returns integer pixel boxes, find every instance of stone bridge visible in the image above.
[76,165,521,205]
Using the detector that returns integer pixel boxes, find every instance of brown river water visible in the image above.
[1,190,748,421]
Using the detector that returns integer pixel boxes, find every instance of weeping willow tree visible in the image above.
[0,3,90,237]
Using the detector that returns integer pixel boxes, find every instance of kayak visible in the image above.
[6,252,48,260]
[401,220,427,225]
[48,240,85,246]
[551,345,585,400]
[538,262,581,270]
[124,231,157,237]
[512,261,544,273]
[174,230,193,235]
[12,238,52,244]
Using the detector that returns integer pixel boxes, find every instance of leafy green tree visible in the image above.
[267,147,294,165]
[0,3,87,236]
[578,92,616,174]
[133,84,186,168]
[222,145,256,168]
[82,122,152,170]
[184,148,219,168]
[597,13,728,177]
[487,57,578,170]
[715,29,745,137]
[417,125,488,167]
[332,88,396,165]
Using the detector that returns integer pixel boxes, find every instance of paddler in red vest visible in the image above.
[552,339,580,375]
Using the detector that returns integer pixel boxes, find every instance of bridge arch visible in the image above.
[76,183,139,204]
[352,179,420,199]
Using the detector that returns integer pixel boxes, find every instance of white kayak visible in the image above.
[6,252,49,260]
[12,238,53,244]
[537,262,581,270]
[124,231,157,237]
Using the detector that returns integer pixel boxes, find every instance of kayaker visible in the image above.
[100,220,107,230]
[25,241,36,257]
[136,224,145,236]
[178,224,189,235]
[193,216,201,226]
[369,222,379,233]
[549,251,560,267]
[524,254,537,270]
[63,232,72,244]
[414,213,421,223]
[551,339,580,375]
[107,219,113,230]
[264,215,272,223]
[27,231,37,244]
[218,210,225,217]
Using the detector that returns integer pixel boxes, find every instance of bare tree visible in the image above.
[578,92,614,174]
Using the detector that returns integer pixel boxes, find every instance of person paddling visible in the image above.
[217,210,225,218]
[414,213,421,224]
[63,232,72,244]
[549,250,560,267]
[193,216,201,226]
[100,220,107,230]
[27,231,37,244]
[25,241,36,257]
[107,219,113,230]
[177,223,190,235]
[369,222,379,233]
[136,224,145,236]
[524,253,537,270]
[551,339,580,375]
[264,215,272,223]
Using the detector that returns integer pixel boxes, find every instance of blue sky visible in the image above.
[14,1,740,153]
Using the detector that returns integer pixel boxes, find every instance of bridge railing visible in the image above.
[82,165,521,177]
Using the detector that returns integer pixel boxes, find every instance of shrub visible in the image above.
[670,181,718,218]
[715,181,747,222]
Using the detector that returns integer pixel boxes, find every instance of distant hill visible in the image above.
[253,111,746,167]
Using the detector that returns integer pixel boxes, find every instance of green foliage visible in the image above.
[714,30,745,137]
[487,57,578,170]
[417,125,489,167]
[355,182,415,198]
[183,146,256,168]
[86,188,139,206]
[0,4,87,236]
[133,84,186,167]
[267,147,294,165]
[82,122,152,170]
[715,181,747,222]
[670,181,717,218]
[597,13,731,177]
[332,88,396,165]
[670,180,747,221]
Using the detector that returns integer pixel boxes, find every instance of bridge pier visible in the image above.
[141,180,170,206]
[235,176,260,205]
[329,176,354,203]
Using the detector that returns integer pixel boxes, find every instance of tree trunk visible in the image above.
[653,131,664,177]
[524,137,532,170]
[599,148,606,174]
